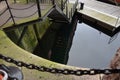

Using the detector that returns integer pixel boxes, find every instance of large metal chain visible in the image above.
[0,54,120,76]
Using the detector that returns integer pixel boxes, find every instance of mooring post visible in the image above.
[36,0,41,17]
[5,0,16,25]
[79,2,84,10]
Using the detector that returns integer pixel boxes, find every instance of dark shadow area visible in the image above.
[33,22,60,60]
[5,10,78,65]
[33,14,78,64]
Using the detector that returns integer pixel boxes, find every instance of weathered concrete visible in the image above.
[79,0,120,17]
[0,29,102,80]
[0,0,119,79]
[77,0,120,36]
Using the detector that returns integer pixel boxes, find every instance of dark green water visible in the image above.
[68,23,120,69]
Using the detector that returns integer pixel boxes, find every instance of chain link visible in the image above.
[0,54,120,76]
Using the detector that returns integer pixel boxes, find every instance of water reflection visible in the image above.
[33,25,57,60]
[68,23,120,69]
[33,22,76,64]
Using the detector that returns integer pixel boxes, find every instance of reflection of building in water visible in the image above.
[33,15,78,64]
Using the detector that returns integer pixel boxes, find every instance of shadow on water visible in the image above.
[33,16,78,64]
[5,13,78,65]
[33,22,60,60]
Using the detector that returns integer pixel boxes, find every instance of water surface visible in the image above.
[68,23,120,69]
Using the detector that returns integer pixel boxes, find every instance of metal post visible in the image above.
[36,0,41,17]
[5,0,16,25]
[80,2,84,10]
[61,0,63,11]
[14,0,16,3]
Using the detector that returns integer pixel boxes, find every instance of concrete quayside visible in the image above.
[0,0,120,80]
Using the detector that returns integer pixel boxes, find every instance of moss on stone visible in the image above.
[0,29,80,80]
[6,18,51,53]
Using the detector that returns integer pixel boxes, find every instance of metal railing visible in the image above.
[0,0,53,28]
[0,0,79,28]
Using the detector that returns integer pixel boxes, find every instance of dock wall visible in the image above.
[5,18,51,52]
[77,12,115,37]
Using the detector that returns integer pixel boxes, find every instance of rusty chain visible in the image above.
[0,54,120,76]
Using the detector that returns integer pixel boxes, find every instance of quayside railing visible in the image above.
[0,0,53,28]
[0,0,79,29]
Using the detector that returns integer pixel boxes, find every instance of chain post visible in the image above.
[36,0,41,17]
[52,0,55,5]
[5,0,16,25]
